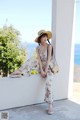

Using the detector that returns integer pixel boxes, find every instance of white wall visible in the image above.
[52,0,75,100]
[0,75,46,110]
[0,0,75,110]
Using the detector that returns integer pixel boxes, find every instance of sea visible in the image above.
[26,43,80,65]
[74,44,80,65]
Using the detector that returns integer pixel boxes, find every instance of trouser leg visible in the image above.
[44,74,54,104]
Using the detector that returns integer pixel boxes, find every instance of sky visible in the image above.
[0,0,52,44]
[0,0,80,44]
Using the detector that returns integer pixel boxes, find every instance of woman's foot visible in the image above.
[10,70,21,77]
[10,70,21,78]
[48,103,54,115]
[11,70,21,75]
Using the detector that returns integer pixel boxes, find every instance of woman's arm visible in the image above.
[45,45,52,73]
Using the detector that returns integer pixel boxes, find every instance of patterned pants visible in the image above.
[19,58,54,104]
[44,73,54,104]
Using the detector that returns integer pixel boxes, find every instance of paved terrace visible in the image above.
[0,99,80,120]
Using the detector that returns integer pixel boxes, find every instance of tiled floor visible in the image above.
[0,99,80,120]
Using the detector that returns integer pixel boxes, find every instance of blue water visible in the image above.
[74,44,80,65]
[27,43,80,65]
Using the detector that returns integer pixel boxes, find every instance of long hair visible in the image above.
[47,39,53,57]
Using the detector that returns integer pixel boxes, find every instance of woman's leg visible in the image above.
[10,57,37,75]
[45,73,54,114]
[10,61,29,75]
[45,73,53,103]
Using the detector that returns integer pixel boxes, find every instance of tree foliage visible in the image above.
[0,25,27,76]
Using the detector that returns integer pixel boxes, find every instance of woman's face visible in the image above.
[40,34,48,44]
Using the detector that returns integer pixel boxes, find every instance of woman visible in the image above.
[35,30,54,114]
[10,29,54,115]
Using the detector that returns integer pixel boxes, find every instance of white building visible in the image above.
[0,0,75,110]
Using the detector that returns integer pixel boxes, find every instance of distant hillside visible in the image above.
[26,43,38,58]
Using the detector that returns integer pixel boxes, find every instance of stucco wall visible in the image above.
[51,0,75,100]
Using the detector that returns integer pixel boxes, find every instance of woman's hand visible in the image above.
[41,70,47,78]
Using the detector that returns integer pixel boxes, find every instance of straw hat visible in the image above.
[34,30,52,43]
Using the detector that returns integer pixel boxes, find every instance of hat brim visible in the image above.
[34,31,52,43]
